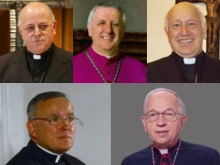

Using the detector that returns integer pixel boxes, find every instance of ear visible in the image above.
[87,23,92,37]
[180,115,187,130]
[141,116,148,133]
[18,25,23,36]
[26,120,38,139]
[164,27,169,40]
[52,20,57,35]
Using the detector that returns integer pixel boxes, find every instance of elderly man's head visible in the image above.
[87,2,126,56]
[18,2,57,54]
[26,91,75,154]
[164,2,206,58]
[142,88,187,149]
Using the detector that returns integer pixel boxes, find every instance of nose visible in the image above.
[180,25,188,35]
[105,22,113,34]
[33,26,41,36]
[156,114,166,126]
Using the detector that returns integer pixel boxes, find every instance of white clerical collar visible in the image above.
[33,54,41,60]
[183,58,196,65]
[36,144,62,163]
[159,148,168,155]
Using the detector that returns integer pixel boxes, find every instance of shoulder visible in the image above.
[148,55,172,69]
[63,153,86,165]
[73,51,87,61]
[182,141,219,157]
[121,55,147,70]
[53,46,72,61]
[6,146,33,165]
[0,48,24,63]
[121,146,151,165]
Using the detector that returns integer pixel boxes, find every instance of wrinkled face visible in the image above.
[165,4,206,58]
[27,97,75,154]
[18,7,56,54]
[88,7,125,56]
[141,91,186,149]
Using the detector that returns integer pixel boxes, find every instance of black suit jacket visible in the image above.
[0,45,72,82]
[6,140,85,165]
[148,52,220,83]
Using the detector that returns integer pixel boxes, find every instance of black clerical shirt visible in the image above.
[25,44,53,83]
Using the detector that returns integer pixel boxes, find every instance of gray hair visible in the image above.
[27,91,70,119]
[87,2,126,26]
[143,88,186,116]
[164,3,206,32]
[18,3,55,26]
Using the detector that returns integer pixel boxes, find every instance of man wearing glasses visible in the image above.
[6,91,85,165]
[121,88,220,165]
[0,2,72,83]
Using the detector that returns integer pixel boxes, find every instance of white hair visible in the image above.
[143,88,186,116]
[87,2,126,27]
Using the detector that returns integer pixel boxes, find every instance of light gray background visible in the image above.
[112,84,220,164]
[0,84,111,165]
[73,0,147,32]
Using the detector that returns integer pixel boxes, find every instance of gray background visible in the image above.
[1,84,111,165]
[73,0,147,32]
[112,84,220,164]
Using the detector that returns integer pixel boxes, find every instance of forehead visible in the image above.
[20,6,51,25]
[36,97,73,116]
[168,5,201,23]
[92,6,122,21]
[146,91,178,112]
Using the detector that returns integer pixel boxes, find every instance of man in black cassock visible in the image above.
[121,88,220,165]
[148,2,220,83]
[0,2,72,83]
[6,91,85,165]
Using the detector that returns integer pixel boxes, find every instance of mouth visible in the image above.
[58,133,72,139]
[178,39,193,43]
[102,36,114,40]
[155,131,169,136]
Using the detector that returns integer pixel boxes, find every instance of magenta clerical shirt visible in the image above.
[73,46,147,83]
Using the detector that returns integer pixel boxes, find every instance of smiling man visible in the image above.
[121,88,220,165]
[73,2,146,83]
[6,91,85,165]
[0,2,72,83]
[148,2,220,83]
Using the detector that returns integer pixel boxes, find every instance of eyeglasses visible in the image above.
[144,110,182,123]
[32,116,79,126]
[22,23,53,34]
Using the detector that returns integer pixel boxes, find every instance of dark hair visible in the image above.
[27,91,69,119]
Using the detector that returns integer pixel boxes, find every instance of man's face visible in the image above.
[28,97,75,154]
[88,7,125,56]
[165,4,206,58]
[18,6,56,54]
[142,91,186,149]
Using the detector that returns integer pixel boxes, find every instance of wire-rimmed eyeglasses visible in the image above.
[31,116,82,126]
[144,109,183,123]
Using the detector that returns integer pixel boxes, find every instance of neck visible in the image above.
[92,45,118,57]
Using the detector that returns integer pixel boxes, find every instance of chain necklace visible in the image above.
[85,50,121,83]
[151,140,181,165]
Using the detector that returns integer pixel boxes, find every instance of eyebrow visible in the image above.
[147,108,175,113]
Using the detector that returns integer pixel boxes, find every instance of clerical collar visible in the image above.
[173,51,205,65]
[92,46,119,59]
[33,54,41,60]
[153,139,180,155]
[25,44,54,83]
[25,44,54,60]
[36,144,62,163]
[183,58,196,65]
